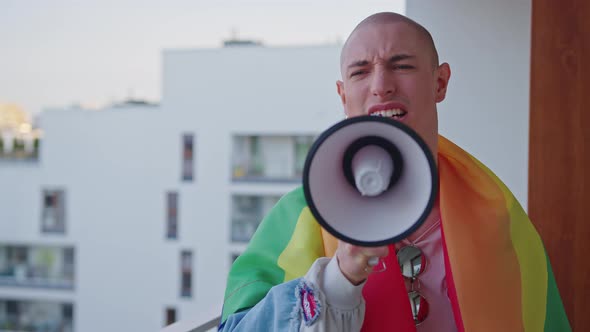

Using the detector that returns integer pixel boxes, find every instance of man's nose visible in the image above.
[371,70,395,97]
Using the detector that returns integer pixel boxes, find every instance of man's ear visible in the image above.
[435,63,451,103]
[336,80,346,105]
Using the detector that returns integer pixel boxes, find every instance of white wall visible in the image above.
[162,45,343,324]
[37,107,181,332]
[162,45,343,130]
[407,0,532,208]
[0,164,43,239]
[1,106,184,332]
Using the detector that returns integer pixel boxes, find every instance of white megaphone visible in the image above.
[302,116,438,247]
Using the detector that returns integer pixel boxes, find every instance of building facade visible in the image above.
[0,45,343,332]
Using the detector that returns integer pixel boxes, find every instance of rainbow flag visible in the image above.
[221,135,570,331]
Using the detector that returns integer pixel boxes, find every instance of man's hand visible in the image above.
[335,241,389,285]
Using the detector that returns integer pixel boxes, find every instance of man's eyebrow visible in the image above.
[346,54,416,70]
[346,60,369,70]
[389,54,415,63]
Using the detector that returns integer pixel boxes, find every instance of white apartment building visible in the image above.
[0,1,533,330]
[0,45,343,332]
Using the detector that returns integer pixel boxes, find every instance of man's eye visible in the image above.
[350,70,366,77]
[394,64,414,70]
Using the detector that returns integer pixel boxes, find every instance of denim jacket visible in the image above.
[220,257,365,332]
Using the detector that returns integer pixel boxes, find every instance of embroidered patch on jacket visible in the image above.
[295,280,321,326]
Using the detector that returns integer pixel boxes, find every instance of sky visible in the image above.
[0,0,405,118]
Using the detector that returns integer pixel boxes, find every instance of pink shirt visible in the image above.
[397,218,457,332]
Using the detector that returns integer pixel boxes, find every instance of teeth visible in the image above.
[370,109,406,117]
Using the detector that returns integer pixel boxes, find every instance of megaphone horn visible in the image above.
[302,116,438,247]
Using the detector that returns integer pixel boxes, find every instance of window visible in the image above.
[0,299,74,331]
[182,133,194,181]
[41,189,66,234]
[294,136,315,177]
[231,135,315,182]
[62,304,74,326]
[231,195,280,242]
[0,245,75,289]
[231,253,240,263]
[166,192,178,239]
[63,247,75,282]
[0,127,41,161]
[164,307,177,326]
[180,250,192,298]
[5,300,18,316]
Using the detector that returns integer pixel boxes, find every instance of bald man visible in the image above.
[335,11,448,288]
[219,12,569,332]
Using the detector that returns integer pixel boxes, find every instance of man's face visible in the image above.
[337,21,450,156]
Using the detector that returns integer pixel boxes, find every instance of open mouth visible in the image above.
[369,108,407,119]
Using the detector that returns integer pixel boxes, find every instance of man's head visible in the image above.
[337,12,451,157]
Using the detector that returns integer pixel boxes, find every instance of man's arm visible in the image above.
[220,257,366,332]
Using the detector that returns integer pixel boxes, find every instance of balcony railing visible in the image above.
[161,314,220,332]
[231,217,262,243]
[0,313,73,332]
[0,138,40,161]
[231,175,302,183]
[0,275,74,290]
